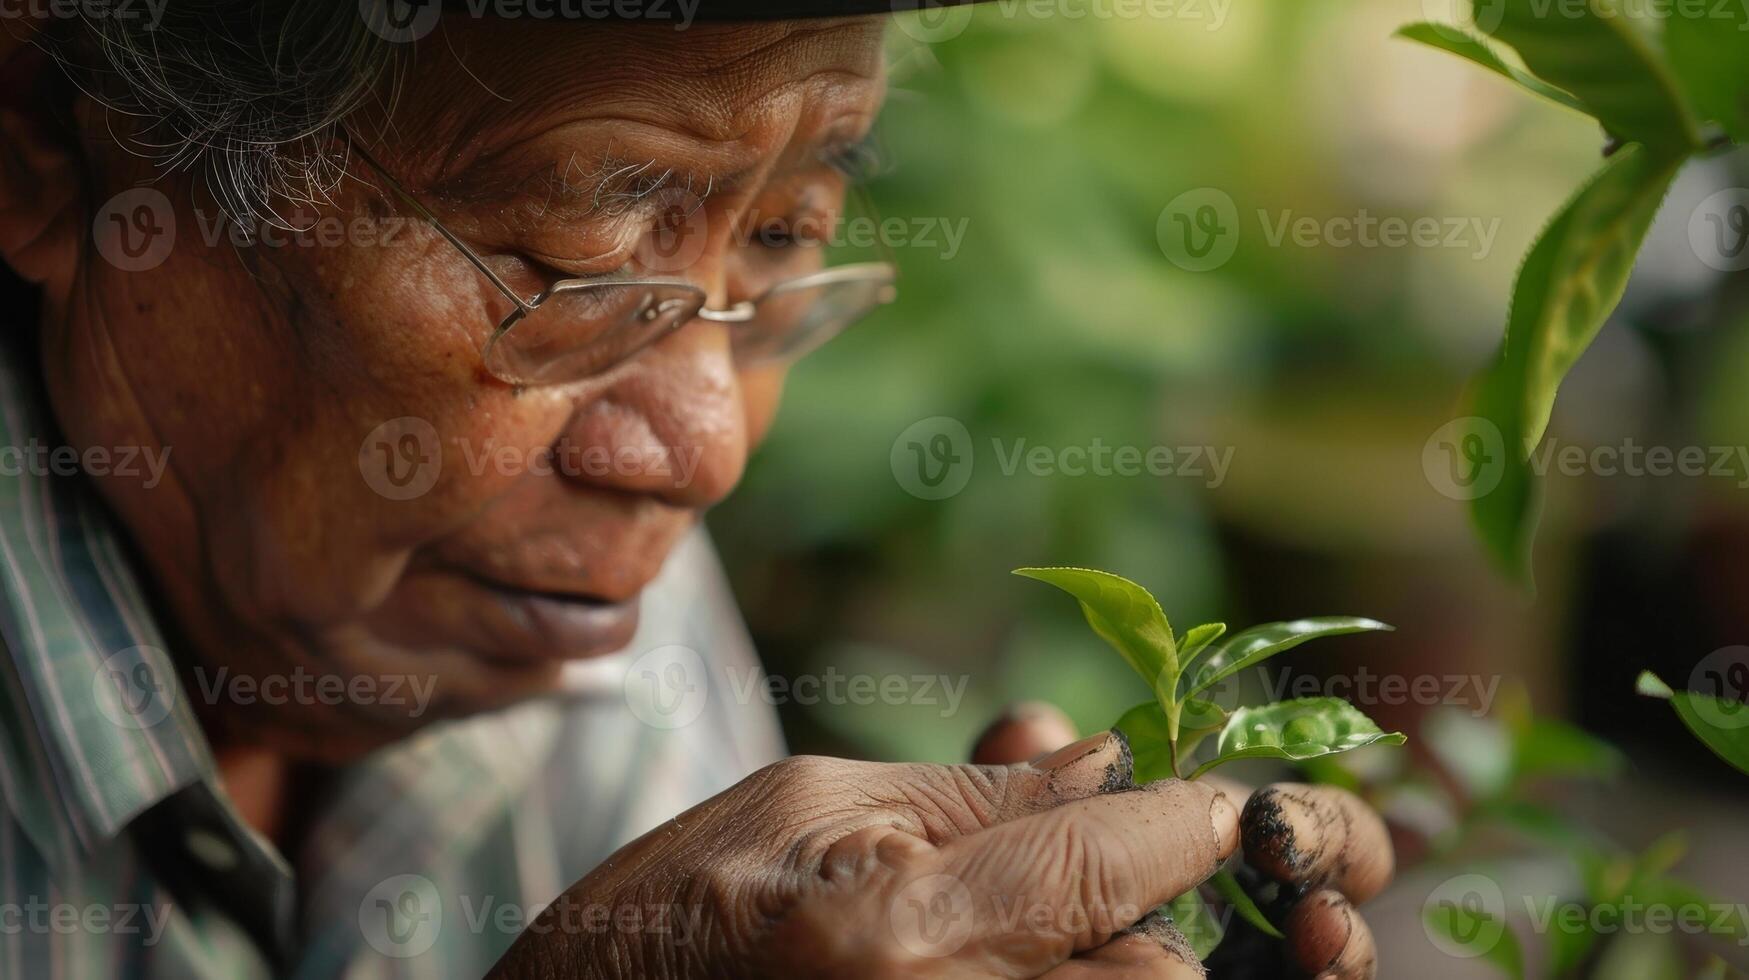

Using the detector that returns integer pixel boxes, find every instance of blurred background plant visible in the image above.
[704,0,1749,974]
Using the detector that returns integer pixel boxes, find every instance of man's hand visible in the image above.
[978,706,1394,980]
[491,723,1236,978]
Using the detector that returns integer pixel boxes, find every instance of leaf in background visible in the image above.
[1191,698,1406,779]
[1632,831,1687,882]
[1636,878,1749,948]
[1467,144,1681,582]
[1177,622,1227,673]
[1163,890,1224,960]
[1394,23,1588,115]
[1636,671,1749,776]
[1014,567,1178,703]
[1424,899,1526,980]
[1666,0,1749,142]
[1115,700,1179,784]
[1591,930,1684,980]
[1510,717,1625,782]
[1425,709,1515,800]
[1180,618,1392,699]
[1487,0,1701,152]
[1208,869,1284,939]
[1476,799,1596,852]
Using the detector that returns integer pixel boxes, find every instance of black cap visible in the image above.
[434,0,989,21]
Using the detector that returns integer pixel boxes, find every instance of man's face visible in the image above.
[32,18,888,757]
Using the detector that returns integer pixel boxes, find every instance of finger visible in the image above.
[938,778,1240,967]
[1042,913,1206,979]
[972,702,1078,765]
[1284,889,1377,980]
[978,729,1141,828]
[1240,784,1393,903]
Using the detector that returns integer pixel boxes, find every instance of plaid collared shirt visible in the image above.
[0,349,786,978]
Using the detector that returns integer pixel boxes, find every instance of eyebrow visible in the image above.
[499,129,884,223]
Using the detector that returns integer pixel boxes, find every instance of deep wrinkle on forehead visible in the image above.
[391,18,887,189]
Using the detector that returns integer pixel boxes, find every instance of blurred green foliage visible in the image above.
[710,0,1612,759]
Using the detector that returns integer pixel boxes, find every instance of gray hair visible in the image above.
[50,1,400,225]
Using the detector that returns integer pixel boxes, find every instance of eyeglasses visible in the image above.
[345,136,898,386]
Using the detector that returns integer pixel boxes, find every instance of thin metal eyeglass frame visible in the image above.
[342,131,897,379]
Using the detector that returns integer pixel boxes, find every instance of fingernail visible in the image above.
[1210,790,1240,857]
[1122,911,1205,972]
[1037,731,1112,770]
[1240,786,1309,881]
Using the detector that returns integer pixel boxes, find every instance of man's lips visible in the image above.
[462,573,642,663]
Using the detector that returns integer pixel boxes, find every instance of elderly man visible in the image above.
[0,2,1391,977]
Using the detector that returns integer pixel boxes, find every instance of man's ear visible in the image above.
[0,30,83,294]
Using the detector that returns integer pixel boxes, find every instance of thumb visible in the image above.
[933,778,1241,973]
[971,701,1078,764]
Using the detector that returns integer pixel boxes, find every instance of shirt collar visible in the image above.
[0,347,214,869]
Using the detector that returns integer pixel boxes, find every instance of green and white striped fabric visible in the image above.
[0,350,785,978]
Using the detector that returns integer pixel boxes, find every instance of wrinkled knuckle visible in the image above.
[761,754,841,794]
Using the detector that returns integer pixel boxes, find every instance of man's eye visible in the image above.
[749,211,832,250]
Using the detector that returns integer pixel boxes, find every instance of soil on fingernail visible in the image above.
[1125,912,1207,975]
[1243,789,1303,875]
[1101,727,1135,793]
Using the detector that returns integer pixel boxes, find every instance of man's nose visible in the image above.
[556,319,748,509]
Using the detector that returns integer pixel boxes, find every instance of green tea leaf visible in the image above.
[1488,0,1701,151]
[1164,889,1224,960]
[1174,698,1230,771]
[1177,622,1227,672]
[1014,567,1178,703]
[1115,700,1178,784]
[1510,717,1625,782]
[1425,897,1526,980]
[1191,698,1406,779]
[1208,869,1284,939]
[1666,0,1749,142]
[1467,144,1681,582]
[1636,671,1749,776]
[1394,22,1588,115]
[1180,618,1392,700]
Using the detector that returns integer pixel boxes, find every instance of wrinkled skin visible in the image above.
[0,17,1392,978]
[4,19,885,757]
[487,708,1390,979]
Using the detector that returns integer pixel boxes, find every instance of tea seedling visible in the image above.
[1015,565,1402,953]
